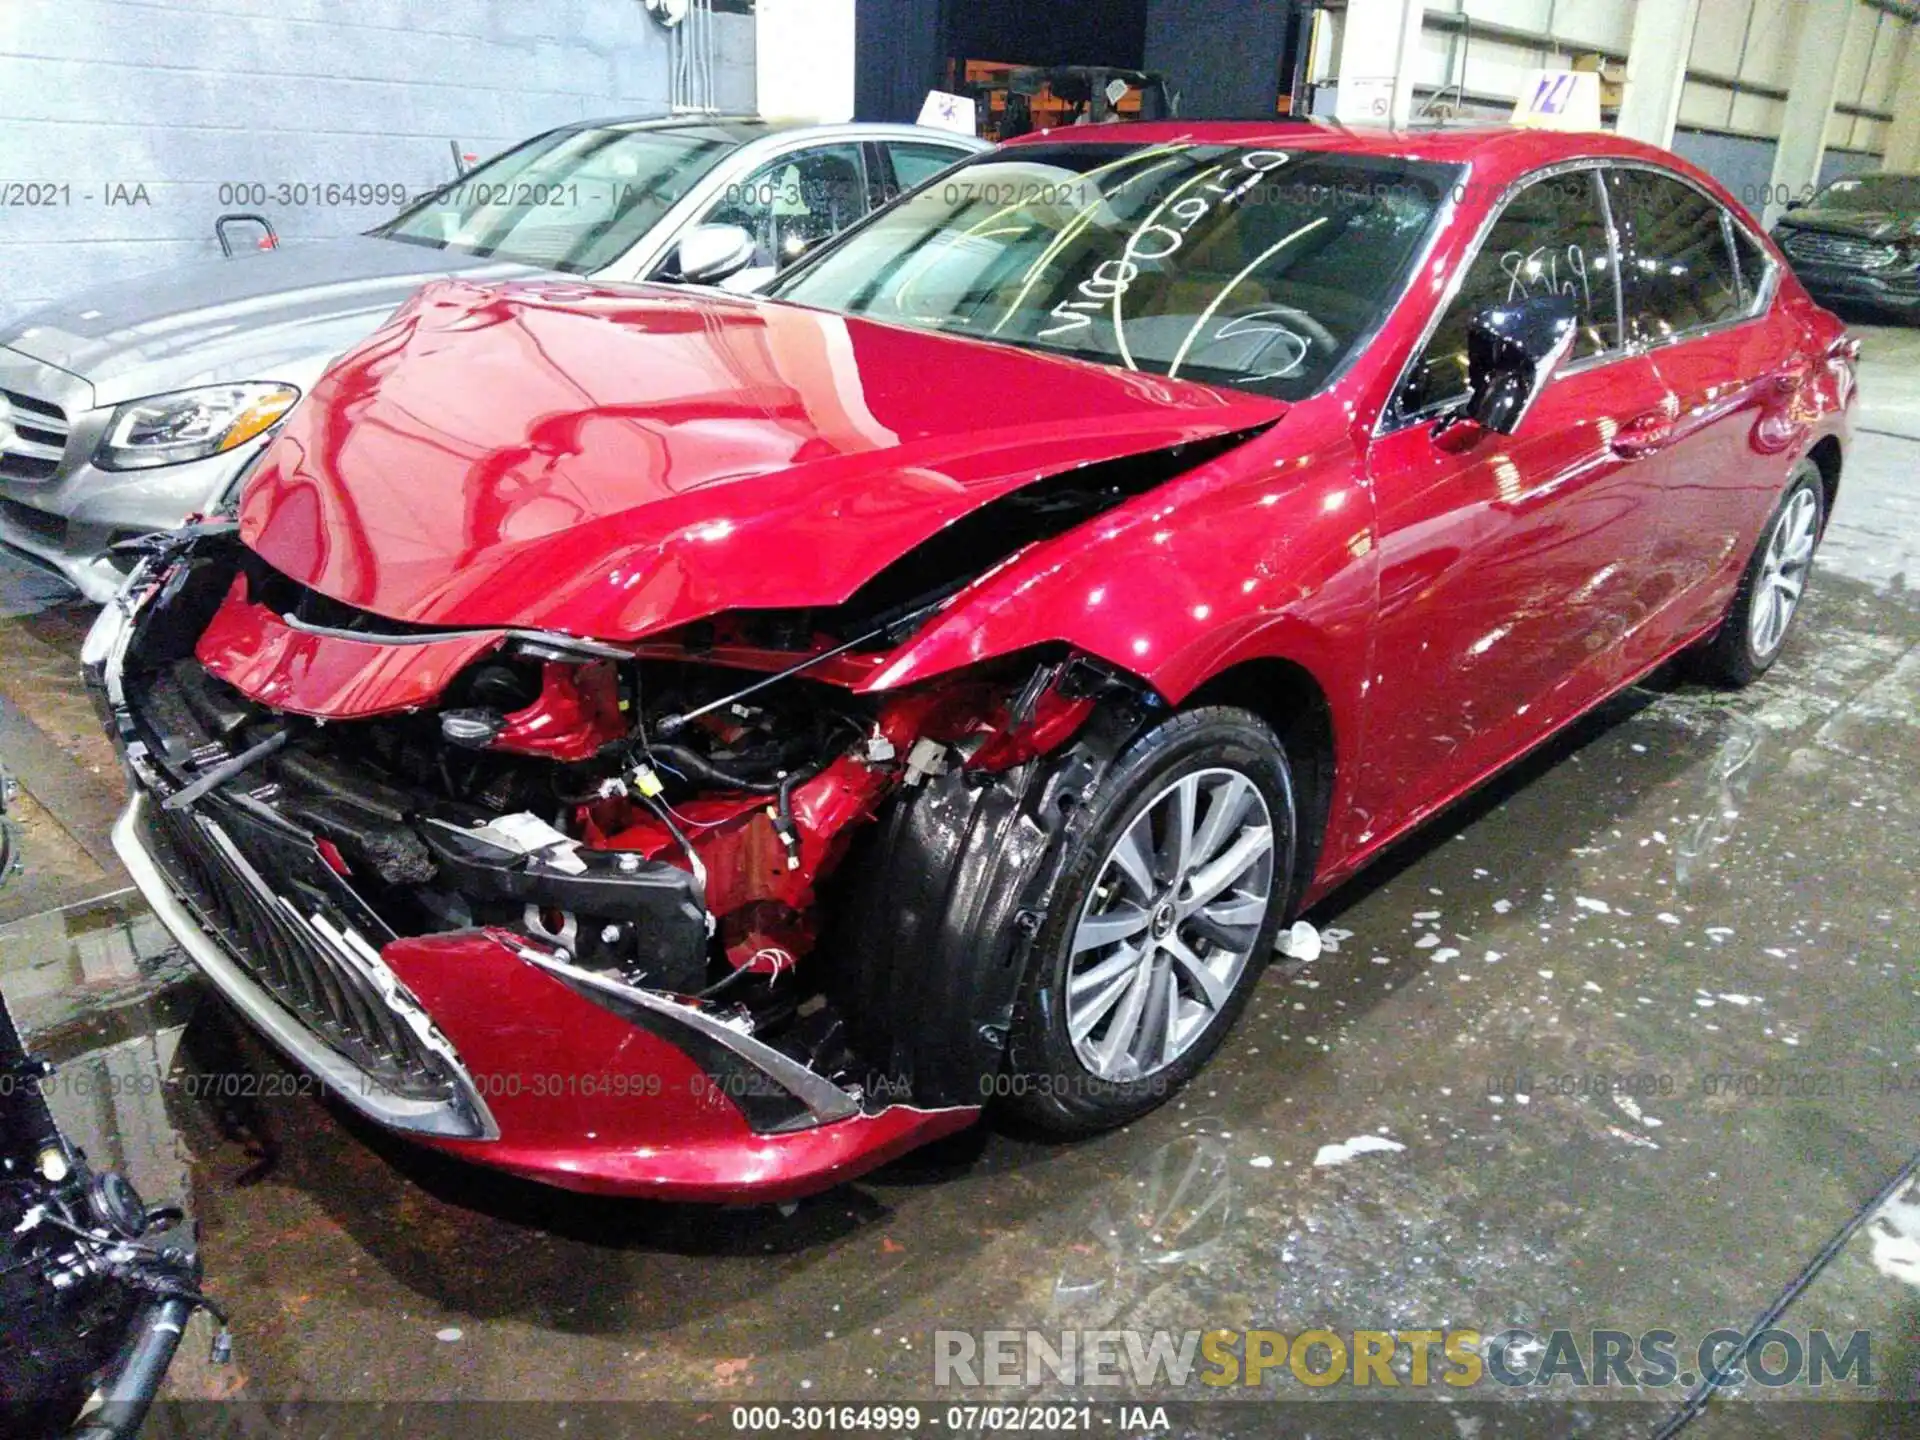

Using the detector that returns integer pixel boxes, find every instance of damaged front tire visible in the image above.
[833,704,1295,1133]
[1001,707,1296,1134]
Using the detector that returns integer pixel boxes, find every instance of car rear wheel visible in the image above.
[1694,460,1824,687]
[1000,707,1296,1135]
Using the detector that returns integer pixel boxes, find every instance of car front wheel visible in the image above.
[1001,707,1296,1135]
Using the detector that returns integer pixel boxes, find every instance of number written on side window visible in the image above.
[1399,169,1621,418]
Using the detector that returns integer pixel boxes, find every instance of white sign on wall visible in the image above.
[756,0,855,124]
[1511,69,1603,131]
[1335,75,1395,125]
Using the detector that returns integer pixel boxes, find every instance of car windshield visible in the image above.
[770,142,1459,400]
[375,124,741,273]
[1804,174,1920,215]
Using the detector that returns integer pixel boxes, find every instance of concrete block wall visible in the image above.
[0,0,755,324]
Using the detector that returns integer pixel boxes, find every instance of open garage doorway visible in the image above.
[854,0,1309,130]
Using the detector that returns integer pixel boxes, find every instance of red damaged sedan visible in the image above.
[87,123,1854,1201]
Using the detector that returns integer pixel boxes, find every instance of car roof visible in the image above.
[1005,121,1683,165]
[1000,118,1589,155]
[556,115,978,147]
[999,120,1736,209]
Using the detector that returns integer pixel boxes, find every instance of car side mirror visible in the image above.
[1461,293,1580,435]
[715,264,780,295]
[673,224,757,285]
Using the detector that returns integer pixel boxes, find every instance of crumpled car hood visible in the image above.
[238,278,1287,641]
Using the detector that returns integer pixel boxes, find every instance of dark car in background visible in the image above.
[1772,172,1920,321]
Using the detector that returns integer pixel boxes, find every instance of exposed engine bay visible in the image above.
[92,525,1151,1141]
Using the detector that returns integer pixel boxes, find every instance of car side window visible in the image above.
[1604,168,1746,341]
[1397,169,1621,419]
[888,142,968,194]
[1726,221,1774,309]
[696,144,868,271]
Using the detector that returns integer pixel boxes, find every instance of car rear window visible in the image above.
[1605,168,1745,341]
[890,142,969,192]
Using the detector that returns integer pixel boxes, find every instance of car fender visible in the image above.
[862,418,1377,759]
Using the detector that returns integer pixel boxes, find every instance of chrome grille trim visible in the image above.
[0,383,72,479]
[114,792,496,1140]
[153,797,457,1097]
[1782,230,1902,271]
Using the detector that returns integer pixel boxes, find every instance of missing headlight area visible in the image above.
[94,531,1149,1141]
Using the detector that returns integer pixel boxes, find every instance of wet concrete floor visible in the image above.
[1,329,1917,1437]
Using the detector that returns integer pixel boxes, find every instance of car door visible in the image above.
[661,141,871,290]
[1358,166,1676,837]
[1603,165,1806,644]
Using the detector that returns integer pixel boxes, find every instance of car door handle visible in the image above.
[1610,411,1672,457]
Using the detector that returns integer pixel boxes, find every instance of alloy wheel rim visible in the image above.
[1749,487,1818,659]
[1064,767,1276,1082]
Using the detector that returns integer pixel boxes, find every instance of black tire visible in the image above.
[999,706,1296,1135]
[1692,460,1825,688]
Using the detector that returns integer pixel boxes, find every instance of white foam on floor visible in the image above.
[1313,1135,1406,1167]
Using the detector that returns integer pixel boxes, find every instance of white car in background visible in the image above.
[0,116,983,600]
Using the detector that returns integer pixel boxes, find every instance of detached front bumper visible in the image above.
[112,794,972,1198]
[90,575,978,1202]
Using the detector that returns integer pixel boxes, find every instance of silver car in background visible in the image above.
[0,116,982,600]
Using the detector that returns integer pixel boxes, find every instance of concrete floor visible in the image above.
[2,327,1918,1437]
